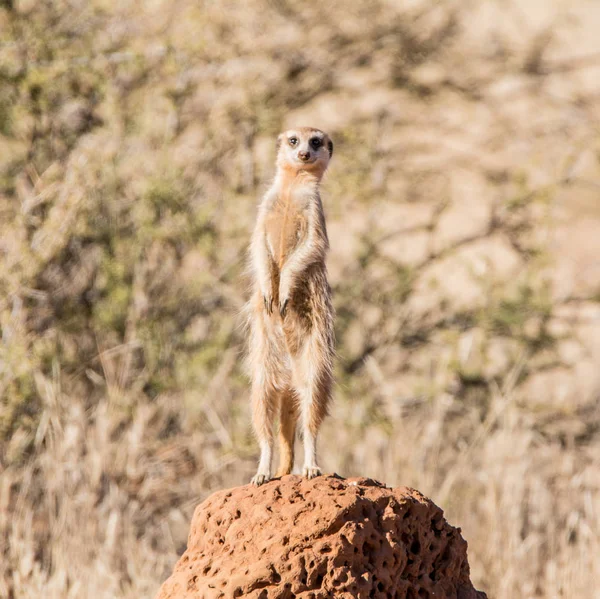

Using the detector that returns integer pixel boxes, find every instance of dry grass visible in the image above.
[1,0,600,597]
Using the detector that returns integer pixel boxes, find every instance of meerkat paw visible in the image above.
[251,472,271,486]
[303,465,322,480]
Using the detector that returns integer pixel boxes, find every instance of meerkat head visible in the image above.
[276,127,333,178]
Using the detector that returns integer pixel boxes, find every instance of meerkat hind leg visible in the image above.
[293,346,331,480]
[276,389,298,477]
[251,381,277,486]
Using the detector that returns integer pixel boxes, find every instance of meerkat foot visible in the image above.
[251,472,271,486]
[303,465,322,480]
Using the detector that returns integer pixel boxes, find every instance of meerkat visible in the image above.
[247,126,335,486]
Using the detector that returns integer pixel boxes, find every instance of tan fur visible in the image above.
[247,127,335,485]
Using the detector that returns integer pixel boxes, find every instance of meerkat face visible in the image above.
[276,127,333,176]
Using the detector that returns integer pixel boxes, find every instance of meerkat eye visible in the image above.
[310,138,322,149]
[288,137,298,146]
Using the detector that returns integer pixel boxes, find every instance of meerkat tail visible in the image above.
[276,390,298,477]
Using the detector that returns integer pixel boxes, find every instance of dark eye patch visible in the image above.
[310,137,322,149]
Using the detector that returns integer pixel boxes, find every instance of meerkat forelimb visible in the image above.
[247,126,335,485]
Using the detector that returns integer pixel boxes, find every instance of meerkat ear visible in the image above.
[327,139,334,158]
[276,133,283,152]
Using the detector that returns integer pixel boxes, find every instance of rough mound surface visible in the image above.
[156,476,486,599]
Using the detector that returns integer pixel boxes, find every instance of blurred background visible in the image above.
[1,0,600,597]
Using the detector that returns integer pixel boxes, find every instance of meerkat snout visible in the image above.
[298,150,311,161]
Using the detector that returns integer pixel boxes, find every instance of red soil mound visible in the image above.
[156,475,486,599]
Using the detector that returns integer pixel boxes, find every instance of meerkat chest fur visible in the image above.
[264,174,315,270]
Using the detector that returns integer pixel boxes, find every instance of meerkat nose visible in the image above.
[298,151,310,161]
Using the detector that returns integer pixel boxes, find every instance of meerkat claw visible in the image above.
[251,473,270,486]
[303,466,322,480]
[279,298,288,319]
[263,295,273,315]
